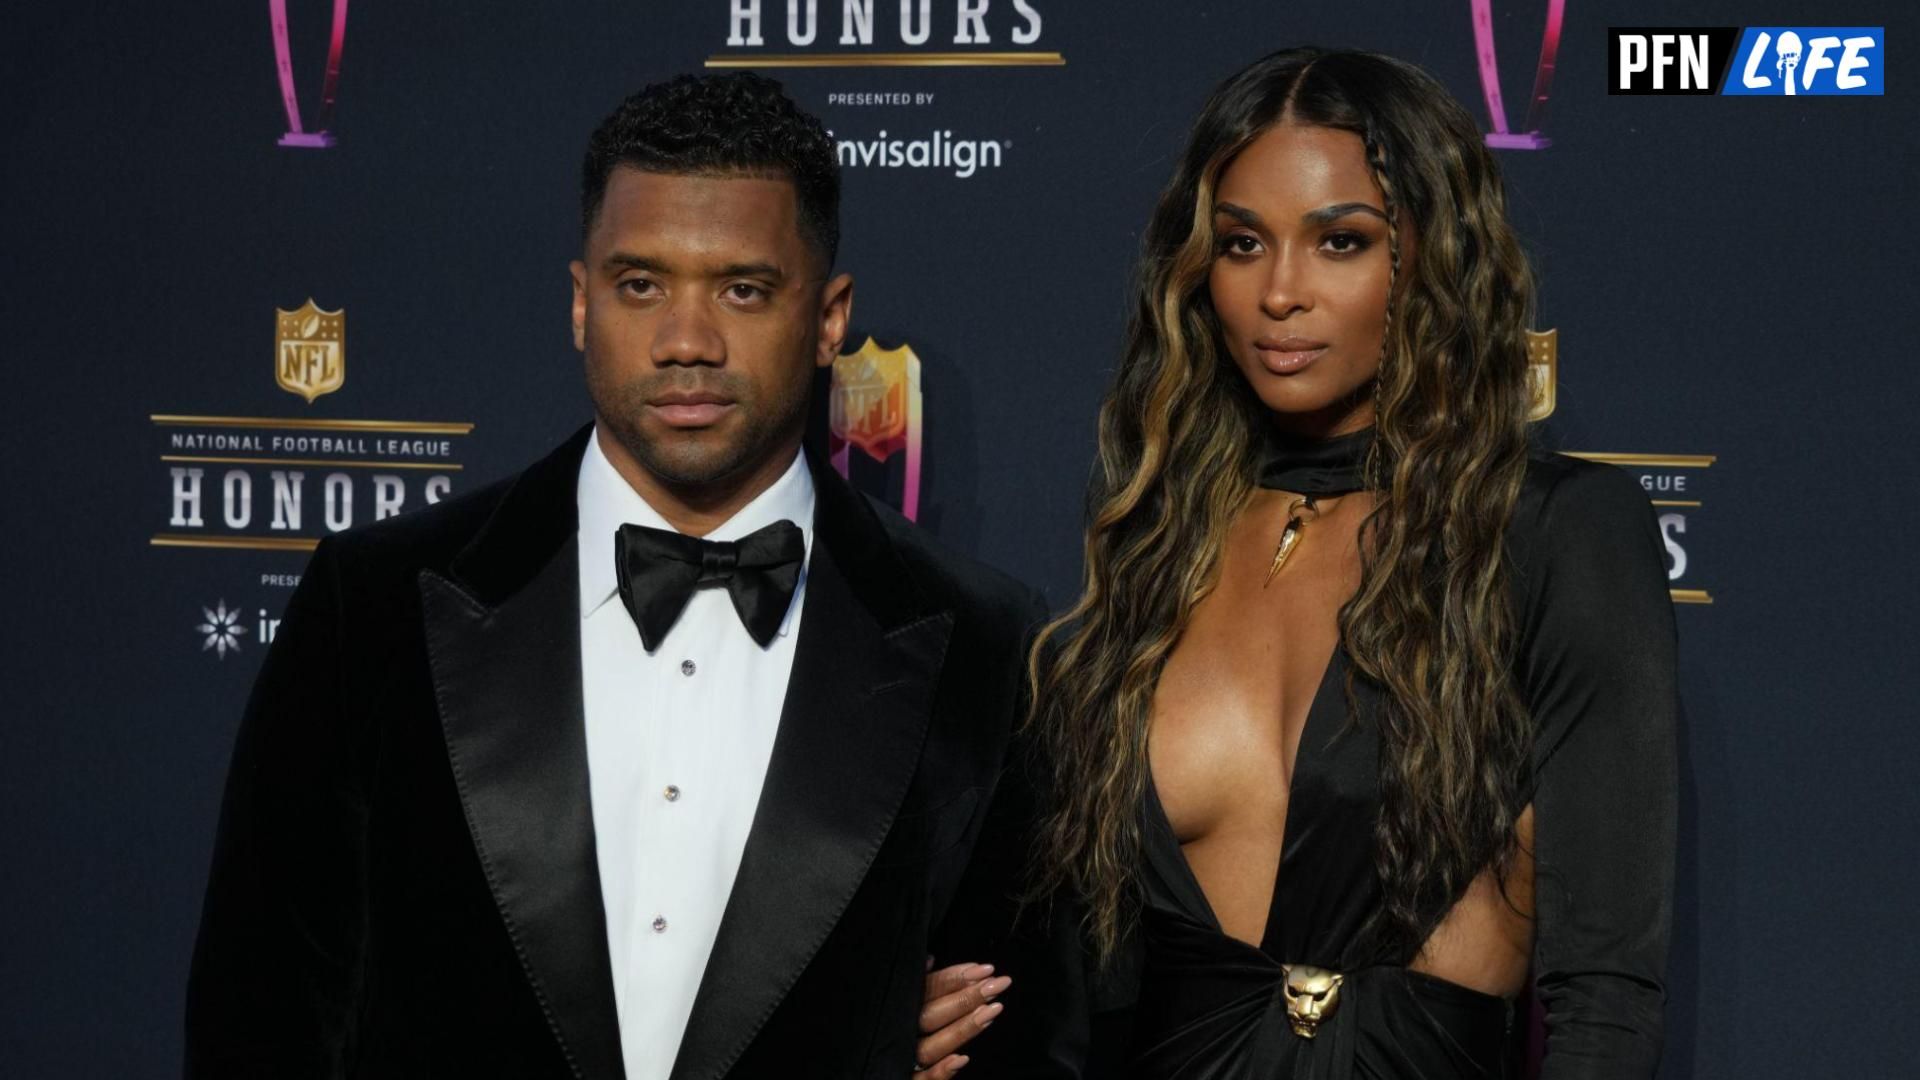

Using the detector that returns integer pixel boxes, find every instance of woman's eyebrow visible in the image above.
[1302,202,1388,225]
[1213,201,1263,227]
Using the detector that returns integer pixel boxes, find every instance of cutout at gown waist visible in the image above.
[1126,889,1513,1079]
[1131,759,1517,1079]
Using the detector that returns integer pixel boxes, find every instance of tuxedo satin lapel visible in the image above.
[670,462,954,1080]
[419,425,624,1080]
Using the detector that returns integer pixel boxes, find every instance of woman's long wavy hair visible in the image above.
[1027,47,1538,960]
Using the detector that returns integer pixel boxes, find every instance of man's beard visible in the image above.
[593,367,810,491]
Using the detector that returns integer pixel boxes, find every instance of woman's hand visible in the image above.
[915,956,1011,1077]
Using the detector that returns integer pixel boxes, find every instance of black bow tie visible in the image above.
[614,520,806,651]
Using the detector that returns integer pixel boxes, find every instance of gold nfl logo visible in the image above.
[830,338,920,461]
[275,299,345,403]
[1526,328,1556,421]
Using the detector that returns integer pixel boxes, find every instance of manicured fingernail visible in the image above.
[964,962,994,980]
[973,1002,1004,1025]
[954,1056,970,1069]
[980,975,1013,1000]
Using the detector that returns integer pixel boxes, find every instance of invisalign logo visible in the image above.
[834,130,1006,177]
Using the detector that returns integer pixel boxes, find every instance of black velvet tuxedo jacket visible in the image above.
[185,426,1048,1079]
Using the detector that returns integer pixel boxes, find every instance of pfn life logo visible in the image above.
[1609,26,1882,95]
[1725,28,1882,95]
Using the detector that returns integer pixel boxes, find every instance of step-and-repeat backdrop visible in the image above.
[5,2,1914,1076]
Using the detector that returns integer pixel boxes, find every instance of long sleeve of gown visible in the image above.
[1514,459,1680,1079]
[933,720,1098,1077]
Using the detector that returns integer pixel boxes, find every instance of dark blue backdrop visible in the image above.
[4,1,1915,1075]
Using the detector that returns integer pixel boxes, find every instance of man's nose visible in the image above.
[650,297,726,366]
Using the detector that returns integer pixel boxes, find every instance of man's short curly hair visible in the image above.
[581,73,841,270]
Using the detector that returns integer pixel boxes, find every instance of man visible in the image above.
[186,73,1040,1079]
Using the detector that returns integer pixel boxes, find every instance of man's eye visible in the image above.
[726,283,768,302]
[619,279,659,297]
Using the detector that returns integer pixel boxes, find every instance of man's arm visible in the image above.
[184,539,373,1078]
[926,587,1094,1078]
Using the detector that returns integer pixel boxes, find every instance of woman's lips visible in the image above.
[1255,338,1330,375]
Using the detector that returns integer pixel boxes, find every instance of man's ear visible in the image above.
[569,260,588,352]
[817,272,854,368]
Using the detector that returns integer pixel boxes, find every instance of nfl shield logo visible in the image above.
[275,299,345,403]
[1526,328,1557,421]
[829,337,924,521]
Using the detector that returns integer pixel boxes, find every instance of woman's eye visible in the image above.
[1218,233,1262,257]
[1322,232,1373,255]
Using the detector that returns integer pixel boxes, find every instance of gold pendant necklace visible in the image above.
[1264,495,1319,587]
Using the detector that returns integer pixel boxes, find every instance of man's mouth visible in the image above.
[647,390,737,428]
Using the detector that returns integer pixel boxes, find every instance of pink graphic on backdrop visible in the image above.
[272,0,350,148]
[829,339,924,522]
[1473,0,1564,149]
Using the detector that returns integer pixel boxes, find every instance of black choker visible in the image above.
[1255,425,1375,497]
[1254,425,1375,585]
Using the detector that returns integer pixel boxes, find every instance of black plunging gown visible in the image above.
[940,431,1678,1080]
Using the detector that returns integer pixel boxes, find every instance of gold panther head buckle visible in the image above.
[1280,964,1345,1039]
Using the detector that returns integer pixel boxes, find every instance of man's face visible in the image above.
[571,167,851,492]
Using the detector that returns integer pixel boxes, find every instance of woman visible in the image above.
[927,46,1679,1079]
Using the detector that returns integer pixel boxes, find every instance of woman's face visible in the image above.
[1207,121,1409,437]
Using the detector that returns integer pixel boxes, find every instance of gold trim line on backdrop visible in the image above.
[146,538,1725,594]
[1650,500,1702,507]
[150,534,320,552]
[1561,451,1717,469]
[705,51,1065,67]
[159,455,462,472]
[151,414,475,435]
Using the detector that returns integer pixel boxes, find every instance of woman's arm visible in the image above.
[1516,460,1680,1079]
[930,726,1097,1077]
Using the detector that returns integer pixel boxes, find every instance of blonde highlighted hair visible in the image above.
[1026,47,1539,960]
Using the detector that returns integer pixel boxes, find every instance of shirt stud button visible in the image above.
[664,785,681,802]
[680,659,696,676]
[652,916,668,933]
